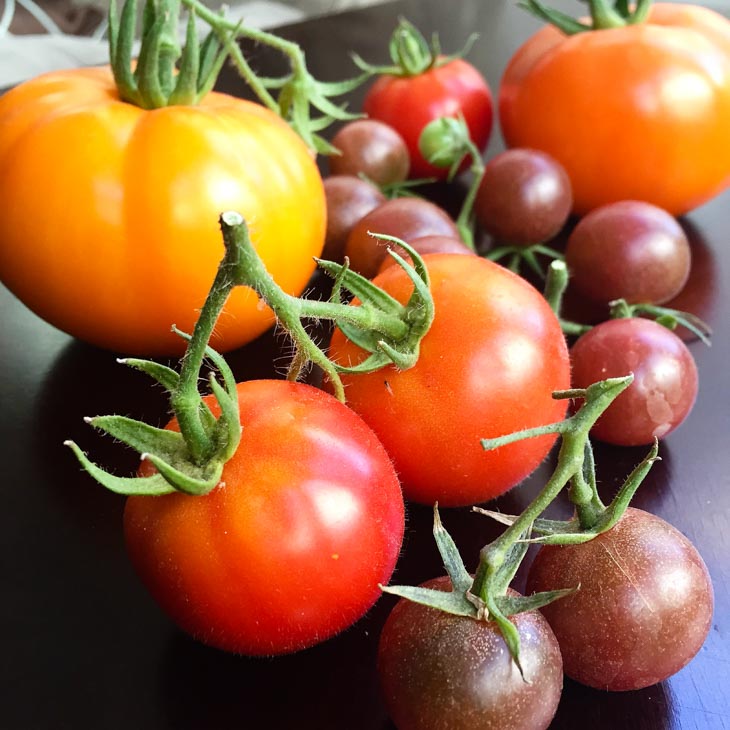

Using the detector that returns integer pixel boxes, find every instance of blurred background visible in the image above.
[2,0,728,88]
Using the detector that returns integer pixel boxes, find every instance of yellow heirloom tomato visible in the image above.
[0,65,325,355]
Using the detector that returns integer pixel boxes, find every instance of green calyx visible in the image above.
[180,0,368,154]
[352,17,477,78]
[543,260,712,344]
[609,298,712,346]
[487,243,565,279]
[66,213,434,496]
[110,0,369,150]
[383,374,662,675]
[110,0,229,109]
[417,116,483,250]
[520,0,653,35]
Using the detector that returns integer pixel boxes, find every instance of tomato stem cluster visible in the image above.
[521,0,652,35]
[110,0,228,108]
[383,373,663,671]
[179,0,368,153]
[66,212,435,495]
[352,17,478,78]
[544,260,712,344]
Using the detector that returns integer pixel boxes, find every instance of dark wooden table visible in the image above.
[2,2,728,728]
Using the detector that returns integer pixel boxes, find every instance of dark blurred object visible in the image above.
[9,0,104,35]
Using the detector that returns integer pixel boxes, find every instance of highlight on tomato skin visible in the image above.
[526,507,714,692]
[328,253,572,507]
[127,379,406,656]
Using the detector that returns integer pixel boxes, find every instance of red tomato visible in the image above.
[499,3,730,215]
[364,58,493,179]
[127,379,404,655]
[328,254,570,507]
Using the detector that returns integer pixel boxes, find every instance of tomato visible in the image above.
[344,198,460,278]
[526,507,714,691]
[328,254,571,507]
[475,148,572,246]
[364,58,493,180]
[376,234,475,274]
[323,175,386,262]
[328,119,410,186]
[0,67,326,355]
[499,3,730,215]
[570,317,699,446]
[127,379,404,655]
[565,200,691,306]
[378,578,563,730]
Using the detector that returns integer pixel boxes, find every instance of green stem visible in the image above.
[588,0,626,28]
[171,211,250,463]
[543,260,592,337]
[629,0,652,24]
[471,376,632,601]
[183,0,307,77]
[455,138,484,251]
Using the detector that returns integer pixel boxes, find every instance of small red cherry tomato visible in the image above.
[364,58,493,180]
[127,379,405,655]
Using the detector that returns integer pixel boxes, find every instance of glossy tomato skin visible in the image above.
[328,254,571,506]
[499,4,730,215]
[364,58,493,179]
[378,578,563,730]
[0,68,326,355]
[565,200,691,306]
[127,380,404,655]
[344,198,460,278]
[570,317,699,446]
[527,508,714,691]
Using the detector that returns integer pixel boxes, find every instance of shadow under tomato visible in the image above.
[590,440,674,517]
[552,676,673,730]
[666,218,719,342]
[159,605,393,730]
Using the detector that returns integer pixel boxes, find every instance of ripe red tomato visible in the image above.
[499,3,730,215]
[527,508,714,691]
[127,379,404,655]
[0,67,326,355]
[363,58,493,179]
[328,254,571,507]
[378,578,563,730]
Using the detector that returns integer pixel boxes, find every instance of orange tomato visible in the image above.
[499,3,730,216]
[0,67,326,355]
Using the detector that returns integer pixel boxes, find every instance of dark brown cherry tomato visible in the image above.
[570,317,698,446]
[377,234,476,273]
[329,119,410,186]
[566,200,691,306]
[344,198,460,278]
[475,148,572,245]
[527,508,714,692]
[378,578,563,730]
[323,175,386,262]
